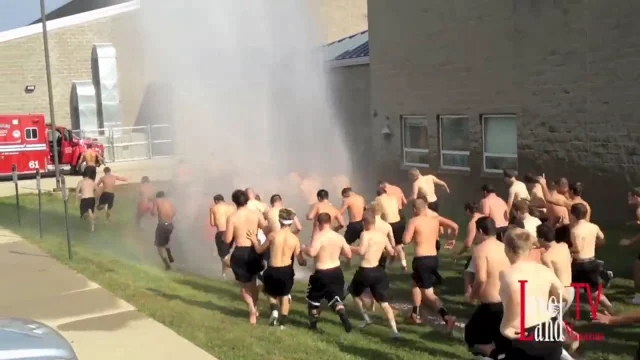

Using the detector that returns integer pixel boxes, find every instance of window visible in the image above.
[25,127,38,140]
[482,114,518,172]
[439,115,470,170]
[401,116,429,167]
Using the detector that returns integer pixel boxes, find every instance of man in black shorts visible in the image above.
[302,213,352,332]
[403,199,458,328]
[154,191,175,270]
[209,194,235,276]
[348,210,399,337]
[76,168,97,232]
[247,208,306,328]
[225,189,267,324]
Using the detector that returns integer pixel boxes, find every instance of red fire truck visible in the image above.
[0,114,105,177]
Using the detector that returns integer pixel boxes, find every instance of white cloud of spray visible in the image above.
[137,0,355,277]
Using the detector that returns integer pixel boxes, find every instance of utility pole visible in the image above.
[40,0,61,188]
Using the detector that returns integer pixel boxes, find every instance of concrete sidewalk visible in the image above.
[0,228,216,360]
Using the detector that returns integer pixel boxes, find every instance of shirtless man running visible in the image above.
[154,191,176,270]
[403,199,458,330]
[569,203,614,314]
[210,194,236,276]
[225,189,267,324]
[96,167,127,222]
[306,189,345,234]
[136,176,154,228]
[544,178,570,228]
[538,222,581,354]
[248,208,306,328]
[378,181,407,218]
[503,169,530,215]
[302,212,352,332]
[538,175,592,222]
[77,143,102,175]
[408,168,450,213]
[464,216,512,357]
[457,202,483,297]
[480,184,509,240]
[76,169,97,232]
[376,187,406,271]
[265,194,302,235]
[348,210,399,337]
[340,187,365,267]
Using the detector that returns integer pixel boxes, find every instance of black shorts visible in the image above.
[411,255,439,290]
[79,197,96,217]
[154,221,174,247]
[390,219,406,246]
[496,226,508,241]
[98,192,115,210]
[230,246,264,284]
[436,239,441,253]
[571,259,601,290]
[344,221,364,245]
[349,266,389,303]
[499,318,563,359]
[214,231,232,258]
[427,200,439,213]
[263,265,295,297]
[465,302,505,348]
[306,266,345,306]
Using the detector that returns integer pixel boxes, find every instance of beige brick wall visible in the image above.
[312,0,368,42]
[0,11,143,128]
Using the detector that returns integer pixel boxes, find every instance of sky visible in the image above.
[0,0,71,32]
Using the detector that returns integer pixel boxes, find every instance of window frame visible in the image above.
[481,114,518,173]
[401,115,430,168]
[24,127,39,141]
[438,114,470,171]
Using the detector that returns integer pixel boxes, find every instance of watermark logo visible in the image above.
[519,280,605,341]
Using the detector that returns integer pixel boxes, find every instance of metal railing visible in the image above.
[72,124,174,163]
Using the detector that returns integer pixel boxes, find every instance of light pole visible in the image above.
[40,0,61,188]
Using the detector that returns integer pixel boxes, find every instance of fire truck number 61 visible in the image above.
[28,161,39,169]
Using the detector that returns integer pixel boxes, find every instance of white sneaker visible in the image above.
[359,319,373,328]
[632,294,640,305]
[392,331,400,339]
[269,311,279,326]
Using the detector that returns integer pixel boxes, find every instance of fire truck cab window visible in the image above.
[25,128,38,140]
[64,129,72,141]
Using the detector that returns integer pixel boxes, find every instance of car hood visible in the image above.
[0,318,76,359]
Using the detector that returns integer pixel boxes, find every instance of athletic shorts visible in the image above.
[498,318,563,359]
[349,266,389,303]
[427,200,439,213]
[98,192,115,210]
[465,302,505,349]
[230,246,265,284]
[571,258,601,290]
[344,221,364,245]
[496,226,508,241]
[154,221,174,247]
[464,256,475,273]
[263,265,295,297]
[214,231,232,258]
[79,197,96,217]
[306,266,345,306]
[411,255,439,290]
[389,219,406,246]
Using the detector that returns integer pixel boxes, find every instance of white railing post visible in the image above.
[147,124,153,159]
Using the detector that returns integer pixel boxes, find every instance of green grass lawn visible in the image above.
[0,185,638,360]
